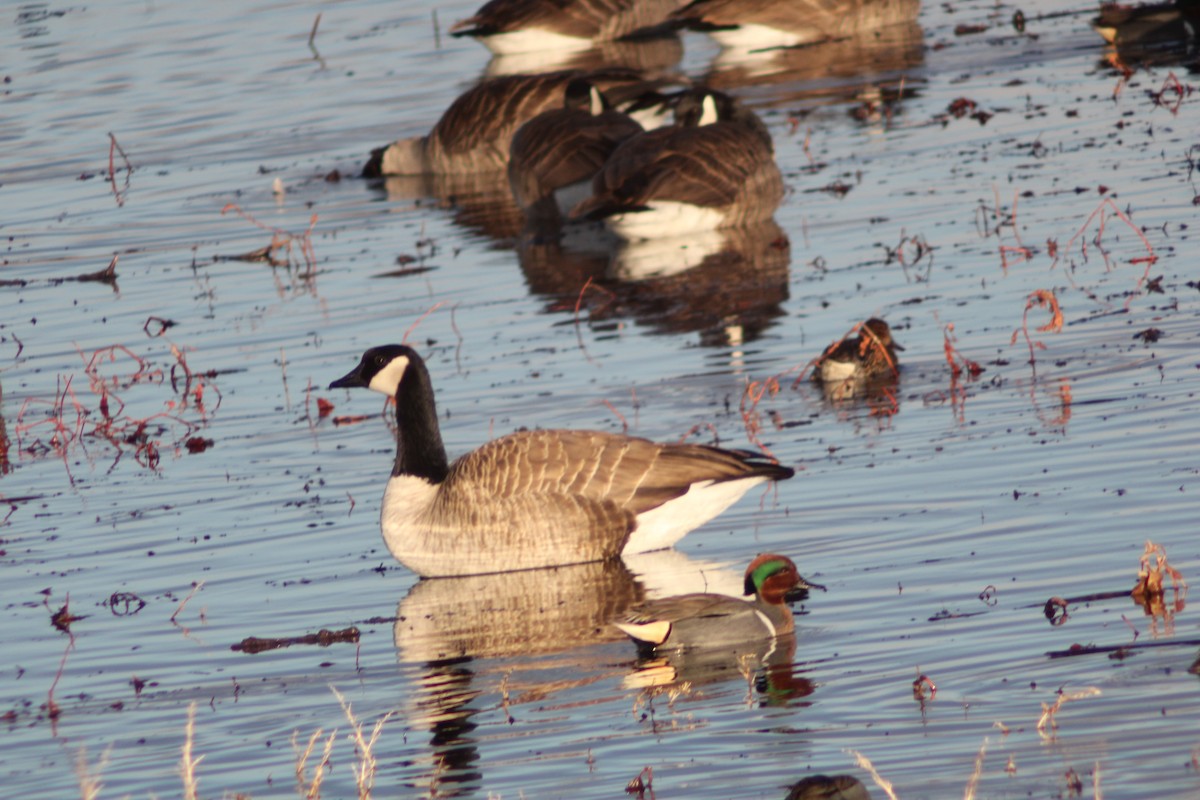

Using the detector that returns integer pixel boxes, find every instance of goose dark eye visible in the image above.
[374,355,388,366]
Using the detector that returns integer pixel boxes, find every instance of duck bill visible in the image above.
[784,575,826,603]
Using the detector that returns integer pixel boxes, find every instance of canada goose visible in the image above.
[451,0,687,55]
[671,0,914,50]
[508,79,645,227]
[569,88,783,240]
[814,318,903,383]
[363,70,672,177]
[786,775,871,800]
[614,553,821,653]
[329,344,794,577]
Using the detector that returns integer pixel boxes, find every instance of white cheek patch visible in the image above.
[368,355,409,396]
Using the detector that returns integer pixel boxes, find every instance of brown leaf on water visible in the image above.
[1133,540,1186,602]
[184,437,213,453]
[51,603,86,633]
[948,97,978,118]
[1133,328,1163,344]
[1132,541,1187,630]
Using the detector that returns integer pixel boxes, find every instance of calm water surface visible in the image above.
[3,1,1199,798]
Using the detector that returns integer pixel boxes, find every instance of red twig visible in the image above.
[1012,289,1063,376]
[572,277,614,366]
[401,302,445,344]
[602,399,629,434]
[1149,71,1191,115]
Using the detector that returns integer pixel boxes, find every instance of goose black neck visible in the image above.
[391,358,449,483]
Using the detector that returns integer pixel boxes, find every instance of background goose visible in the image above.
[451,0,687,55]
[614,553,820,653]
[569,88,783,239]
[508,79,645,228]
[363,70,672,177]
[670,0,917,50]
[363,72,583,177]
[329,344,794,577]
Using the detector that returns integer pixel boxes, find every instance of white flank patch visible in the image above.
[709,23,813,50]
[480,28,594,55]
[613,619,672,645]
[624,475,770,554]
[368,354,410,396]
[605,202,727,241]
[818,357,858,382]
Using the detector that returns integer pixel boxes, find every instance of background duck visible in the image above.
[329,344,794,577]
[451,0,687,55]
[614,553,820,654]
[1092,0,1200,47]
[814,318,903,383]
[569,88,783,239]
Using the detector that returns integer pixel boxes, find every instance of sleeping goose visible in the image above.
[670,0,915,50]
[508,78,645,227]
[363,70,671,177]
[568,88,783,240]
[363,72,581,177]
[451,0,686,55]
[329,344,794,577]
[614,553,820,653]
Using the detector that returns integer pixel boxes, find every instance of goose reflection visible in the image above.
[392,551,748,792]
[691,1,923,123]
[483,34,685,78]
[375,171,526,243]
[517,219,790,345]
[393,559,638,796]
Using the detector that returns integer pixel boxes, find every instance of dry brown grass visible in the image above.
[331,686,395,800]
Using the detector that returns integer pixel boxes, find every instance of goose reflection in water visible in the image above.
[483,34,686,78]
[390,551,809,793]
[376,171,527,243]
[517,219,790,347]
[686,0,924,127]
